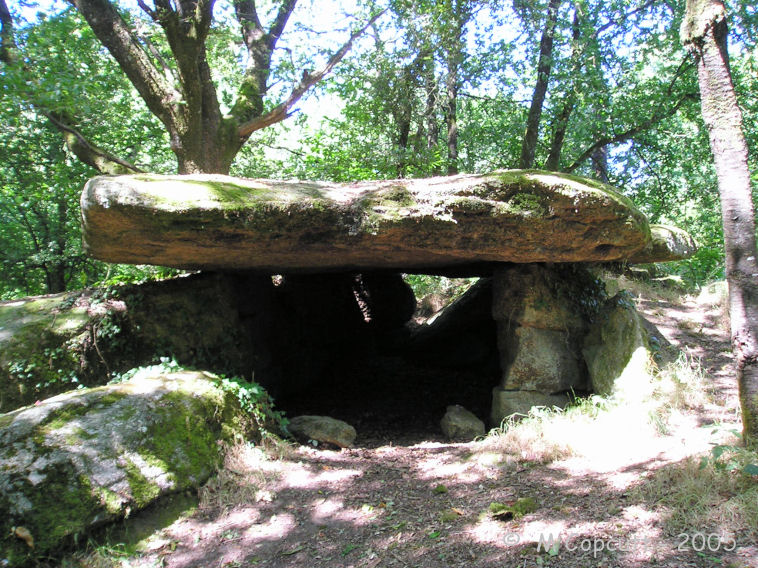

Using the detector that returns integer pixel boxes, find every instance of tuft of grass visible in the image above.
[633,442,758,543]
[651,353,710,409]
[478,402,594,464]
[479,350,713,464]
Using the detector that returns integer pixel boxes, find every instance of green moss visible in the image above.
[95,391,128,408]
[135,389,225,488]
[0,413,15,428]
[506,192,548,216]
[38,402,90,432]
[123,459,161,509]
[96,487,124,515]
[489,497,538,519]
[1,465,101,562]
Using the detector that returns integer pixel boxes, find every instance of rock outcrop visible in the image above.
[0,273,255,413]
[81,170,660,272]
[583,294,653,400]
[0,371,249,566]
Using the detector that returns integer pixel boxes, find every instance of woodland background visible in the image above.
[0,0,756,298]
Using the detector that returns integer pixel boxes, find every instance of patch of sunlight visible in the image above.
[242,512,297,541]
[310,497,377,525]
[468,516,513,547]
[518,519,570,546]
[282,465,362,489]
[413,455,487,484]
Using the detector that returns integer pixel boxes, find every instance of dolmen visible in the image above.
[80,170,697,424]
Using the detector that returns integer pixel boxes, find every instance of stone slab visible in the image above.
[81,170,656,272]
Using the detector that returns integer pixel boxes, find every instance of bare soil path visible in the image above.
[72,288,756,568]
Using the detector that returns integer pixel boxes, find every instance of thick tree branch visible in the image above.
[45,112,143,174]
[269,0,298,51]
[238,9,385,138]
[66,0,181,129]
[2,0,140,174]
[565,93,698,172]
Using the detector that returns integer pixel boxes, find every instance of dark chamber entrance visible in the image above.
[275,275,499,447]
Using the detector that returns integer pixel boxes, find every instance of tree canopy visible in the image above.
[0,0,756,297]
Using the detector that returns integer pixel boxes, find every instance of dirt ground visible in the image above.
[70,286,757,568]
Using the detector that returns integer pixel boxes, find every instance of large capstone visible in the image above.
[81,170,658,272]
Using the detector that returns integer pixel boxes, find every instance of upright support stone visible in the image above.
[490,264,599,425]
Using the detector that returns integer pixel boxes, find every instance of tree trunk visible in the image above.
[520,0,562,169]
[545,4,581,171]
[682,0,758,447]
[444,47,461,176]
[590,145,609,182]
[423,56,440,174]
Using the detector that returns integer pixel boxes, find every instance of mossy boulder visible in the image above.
[81,170,657,272]
[0,273,255,413]
[582,294,653,399]
[0,371,249,566]
[0,293,104,413]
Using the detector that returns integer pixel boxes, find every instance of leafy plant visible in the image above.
[701,431,758,476]
[216,375,289,440]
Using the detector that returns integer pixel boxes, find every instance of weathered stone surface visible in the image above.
[288,415,357,448]
[0,273,256,413]
[491,265,597,394]
[490,388,570,426]
[492,265,586,330]
[582,295,653,399]
[0,371,247,566]
[81,171,653,272]
[497,327,584,392]
[628,224,698,263]
[440,404,486,441]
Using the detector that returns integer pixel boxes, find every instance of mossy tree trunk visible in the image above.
[681,0,758,447]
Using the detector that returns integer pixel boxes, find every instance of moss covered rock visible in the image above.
[0,293,104,413]
[0,273,256,413]
[0,371,248,566]
[81,170,657,272]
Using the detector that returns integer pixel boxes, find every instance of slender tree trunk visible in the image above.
[423,54,441,174]
[444,48,461,175]
[682,0,758,447]
[545,4,581,171]
[590,145,609,182]
[520,0,562,169]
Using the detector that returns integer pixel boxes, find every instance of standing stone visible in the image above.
[489,264,605,424]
